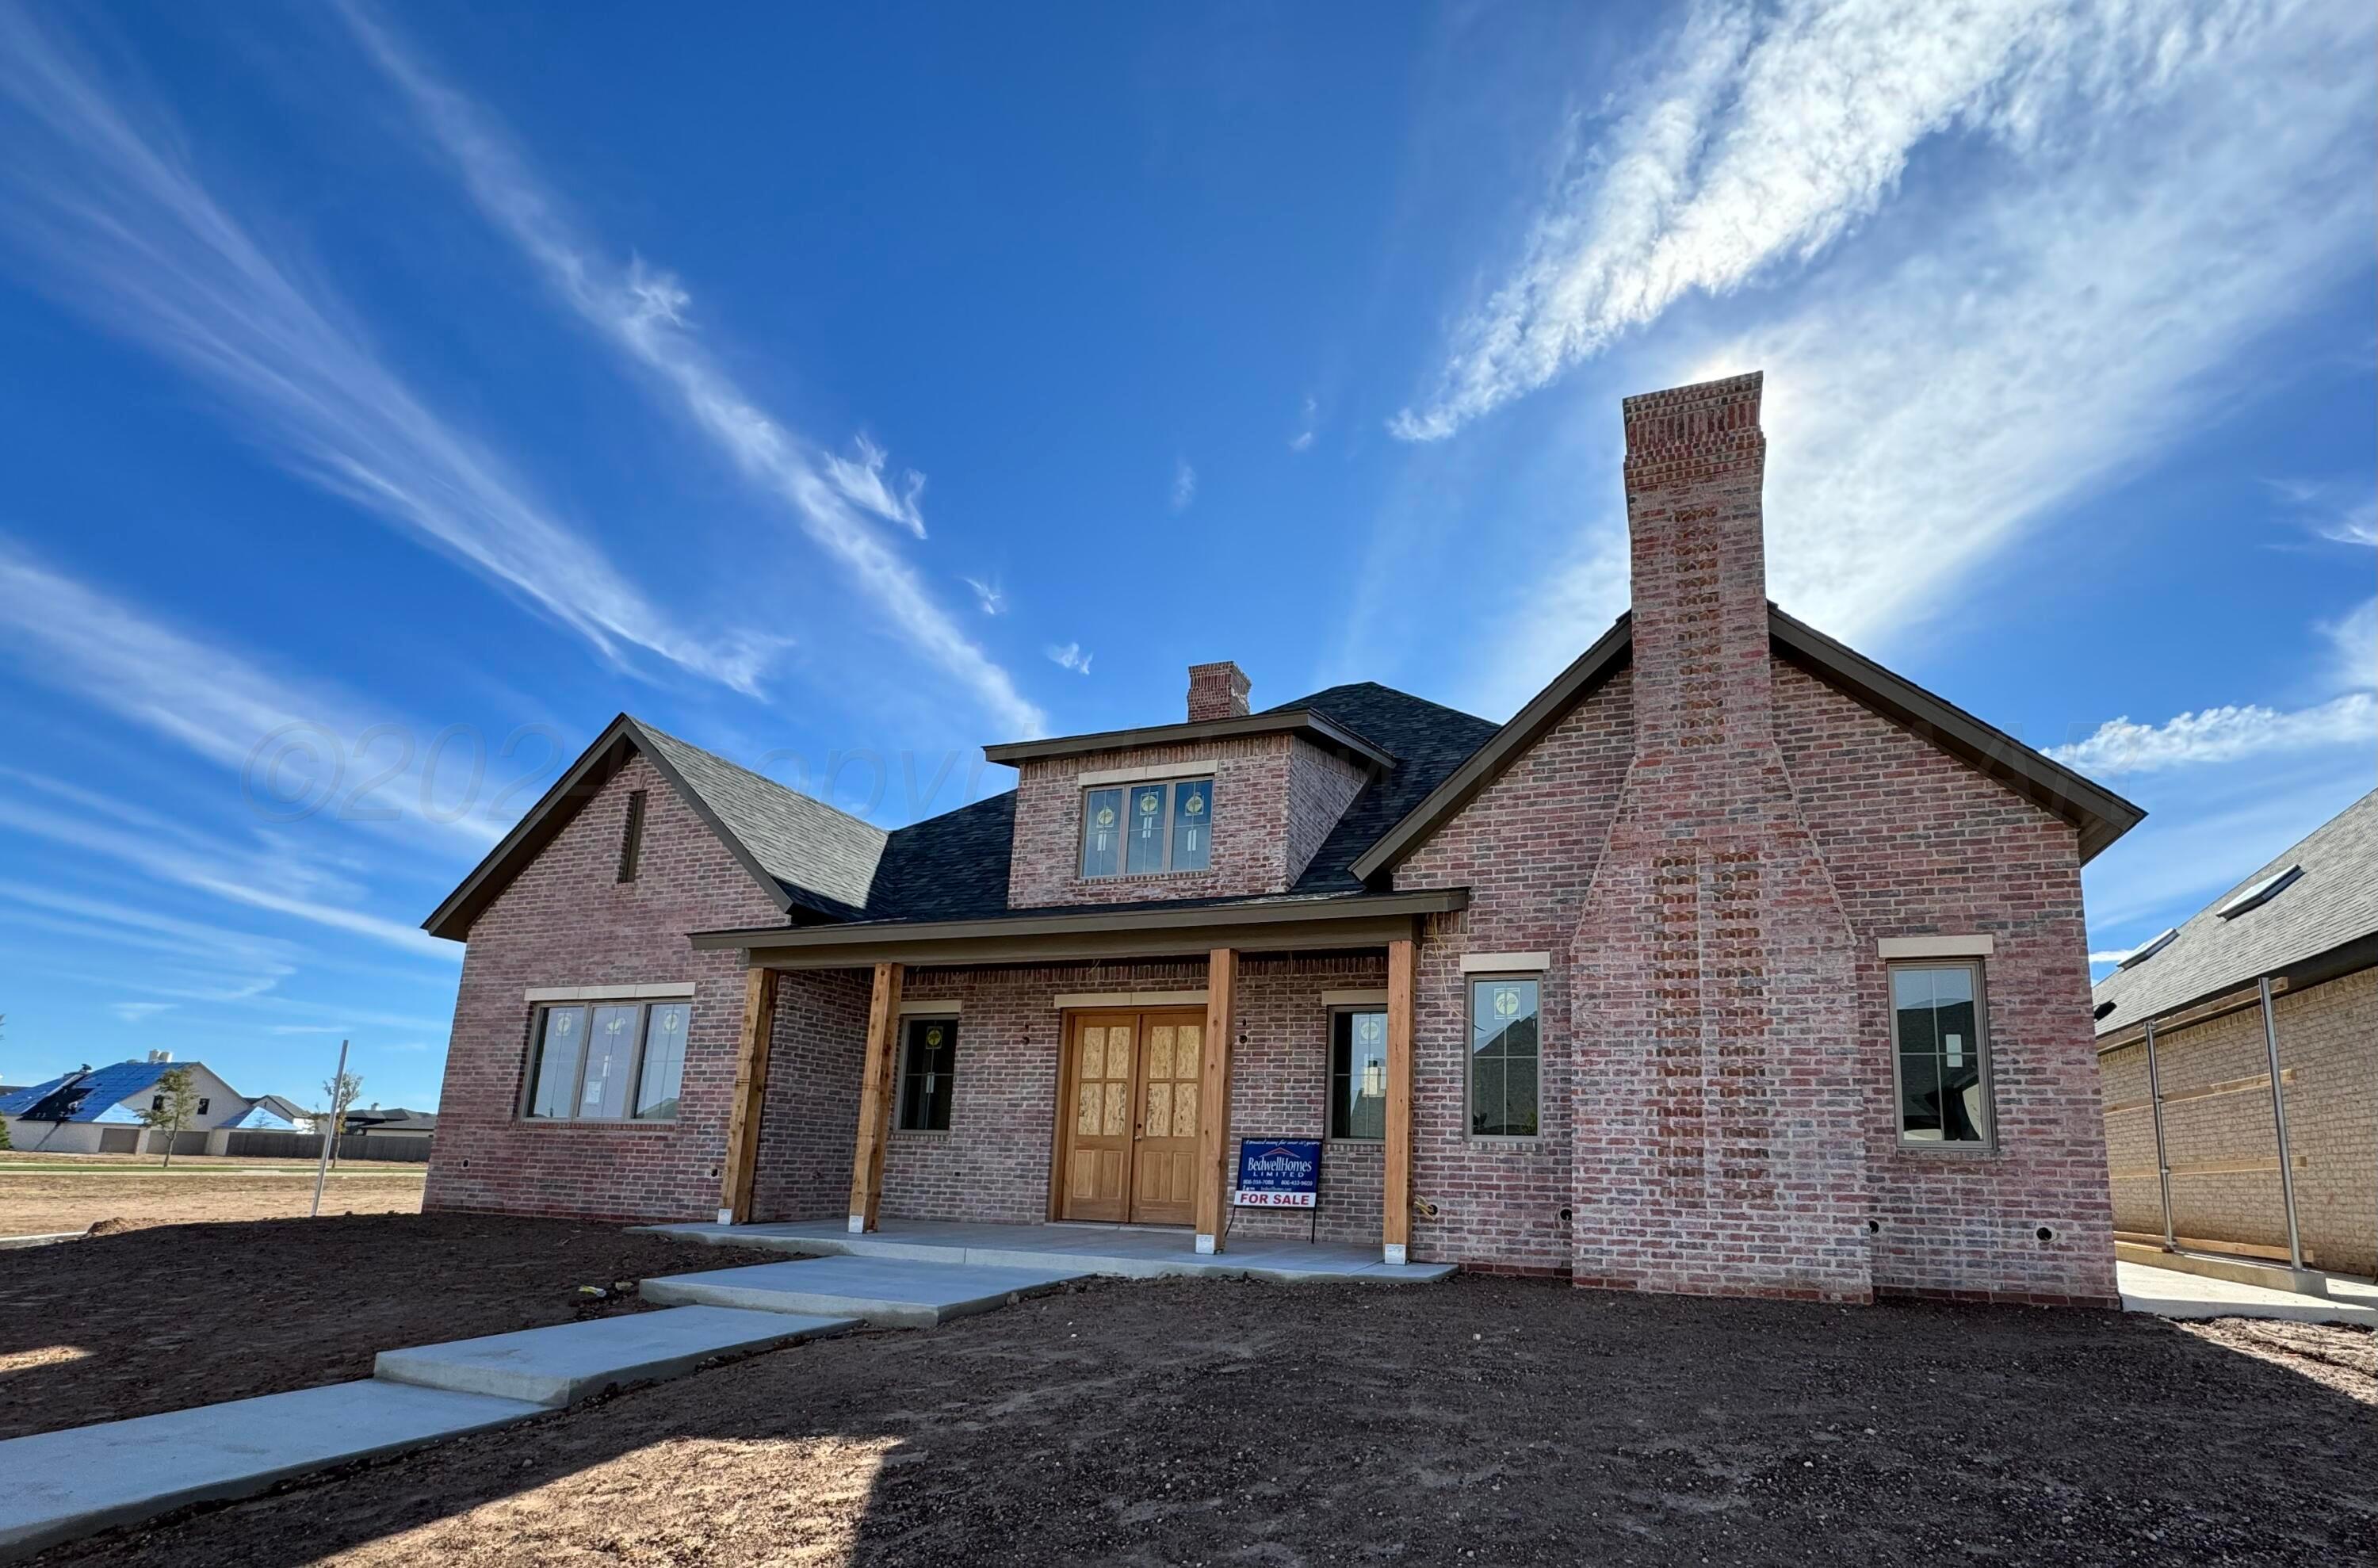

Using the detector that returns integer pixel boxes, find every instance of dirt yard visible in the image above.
[27,1268,2375,1567]
[0,1214,783,1439]
[0,1165,425,1235]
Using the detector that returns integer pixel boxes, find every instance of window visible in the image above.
[525,998,694,1122]
[1891,962,1992,1146]
[1330,1009,1388,1139]
[617,790,648,882]
[1468,977,1539,1138]
[196,1097,210,1115]
[897,1016,958,1131]
[1080,778,1213,878]
[151,1094,165,1112]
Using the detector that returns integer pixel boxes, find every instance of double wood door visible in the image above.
[1056,1008,1206,1225]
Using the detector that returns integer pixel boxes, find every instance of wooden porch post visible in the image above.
[846,962,904,1233]
[1194,947,1238,1255]
[1383,936,1415,1265]
[718,965,779,1225]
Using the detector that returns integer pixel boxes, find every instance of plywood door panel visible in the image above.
[1060,1013,1136,1221]
[1130,1010,1204,1225]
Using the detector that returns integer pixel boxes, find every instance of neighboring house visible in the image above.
[220,1093,315,1132]
[2092,790,2376,1279]
[421,373,2143,1306]
[344,1107,438,1139]
[0,1057,251,1154]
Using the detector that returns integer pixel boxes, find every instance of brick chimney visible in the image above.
[1187,661,1251,722]
[1568,370,1872,1305]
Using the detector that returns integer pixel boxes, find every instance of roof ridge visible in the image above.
[627,716,889,846]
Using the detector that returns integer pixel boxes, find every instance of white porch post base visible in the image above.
[1382,1243,1407,1266]
[716,1208,735,1226]
[1194,1233,1218,1256]
[847,1214,867,1233]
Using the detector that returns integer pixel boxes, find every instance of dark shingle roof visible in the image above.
[2093,788,2378,1034]
[861,793,1018,923]
[1267,683,1501,894]
[0,1061,171,1122]
[636,722,887,915]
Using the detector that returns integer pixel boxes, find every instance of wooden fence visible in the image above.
[215,1130,434,1163]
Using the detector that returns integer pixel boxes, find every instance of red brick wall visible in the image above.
[426,754,786,1222]
[1775,662,2118,1305]
[748,969,874,1223]
[1005,733,1365,908]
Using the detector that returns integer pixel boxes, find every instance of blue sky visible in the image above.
[0,1,2369,1110]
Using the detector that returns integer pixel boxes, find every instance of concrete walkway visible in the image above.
[641,1216,1459,1283]
[375,1302,856,1406]
[644,1253,1090,1326]
[2120,1261,2378,1326]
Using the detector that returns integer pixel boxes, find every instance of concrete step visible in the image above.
[373,1304,855,1408]
[642,1254,1090,1327]
[0,1381,541,1562]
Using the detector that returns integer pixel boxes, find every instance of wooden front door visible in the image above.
[1057,1008,1206,1225]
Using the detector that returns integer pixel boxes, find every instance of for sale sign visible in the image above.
[1233,1138,1321,1208]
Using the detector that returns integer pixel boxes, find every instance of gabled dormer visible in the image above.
[984,663,1397,909]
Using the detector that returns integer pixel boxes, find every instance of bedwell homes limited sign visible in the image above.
[1232,1138,1321,1208]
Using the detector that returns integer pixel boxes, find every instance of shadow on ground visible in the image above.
[25,1272,2377,1566]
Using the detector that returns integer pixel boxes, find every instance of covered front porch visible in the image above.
[691,889,1466,1265]
[640,1215,1456,1283]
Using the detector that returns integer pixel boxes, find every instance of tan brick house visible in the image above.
[2092,789,2376,1279]
[422,373,2144,1306]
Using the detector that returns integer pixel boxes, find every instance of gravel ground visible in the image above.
[27,1269,2374,1567]
[0,1213,782,1438]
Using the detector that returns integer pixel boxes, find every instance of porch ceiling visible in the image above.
[690,888,1466,969]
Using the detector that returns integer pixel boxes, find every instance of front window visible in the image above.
[1891,963,1991,1145]
[526,998,694,1122]
[897,1016,958,1131]
[1330,1009,1388,1139]
[1469,977,1540,1137]
[1080,778,1213,878]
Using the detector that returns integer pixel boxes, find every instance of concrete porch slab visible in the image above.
[641,1254,1090,1327]
[373,1304,855,1408]
[2119,1261,2378,1327]
[0,1380,541,1561]
[638,1217,1459,1285]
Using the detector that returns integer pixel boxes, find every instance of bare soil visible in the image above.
[0,1214,782,1439]
[0,1168,424,1235]
[30,1270,2376,1567]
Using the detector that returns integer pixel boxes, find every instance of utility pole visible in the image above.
[310,1038,348,1219]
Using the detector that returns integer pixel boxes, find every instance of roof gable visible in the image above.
[1351,607,2143,881]
[422,715,889,941]
[2093,788,2378,1033]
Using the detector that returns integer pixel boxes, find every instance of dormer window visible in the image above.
[1080,778,1214,878]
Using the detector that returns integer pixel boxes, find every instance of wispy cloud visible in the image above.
[1046,642,1093,675]
[2048,694,2376,777]
[0,543,502,845]
[1449,0,2374,698]
[109,1002,176,1023]
[338,2,1045,736]
[2269,478,2378,548]
[822,434,928,540]
[0,8,778,694]
[1170,458,1198,514]
[1289,396,1317,453]
[962,576,1007,616]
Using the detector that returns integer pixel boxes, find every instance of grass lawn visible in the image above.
[14,1237,2372,1567]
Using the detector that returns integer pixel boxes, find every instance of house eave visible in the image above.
[982,709,1397,772]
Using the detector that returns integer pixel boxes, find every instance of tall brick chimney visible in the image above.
[1568,371,1873,1304]
[1187,661,1251,722]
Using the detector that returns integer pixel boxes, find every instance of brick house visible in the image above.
[2091,788,2376,1279]
[422,373,2144,1306]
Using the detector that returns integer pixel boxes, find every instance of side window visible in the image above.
[1891,963,1992,1146]
[1468,977,1540,1138]
[1330,1010,1387,1139]
[1080,778,1215,878]
[524,999,694,1122]
[897,1017,958,1132]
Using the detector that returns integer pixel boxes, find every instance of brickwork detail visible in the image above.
[426,755,786,1222]
[2097,968,2375,1276]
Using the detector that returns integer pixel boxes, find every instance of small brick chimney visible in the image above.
[1568,370,1872,1305]
[1187,661,1251,722]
